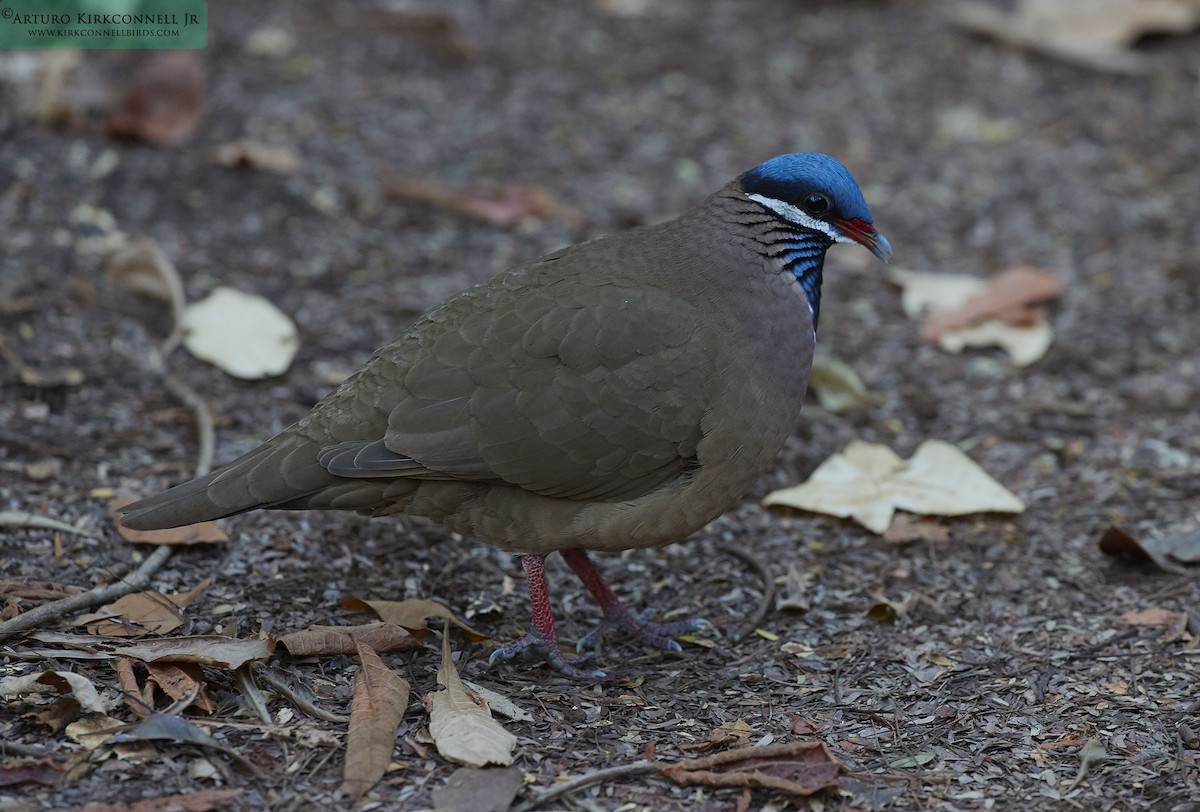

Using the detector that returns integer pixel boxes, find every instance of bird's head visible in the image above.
[740,153,892,262]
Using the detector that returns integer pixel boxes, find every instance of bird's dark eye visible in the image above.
[802,193,830,217]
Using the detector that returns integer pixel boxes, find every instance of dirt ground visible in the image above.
[3,1,1200,810]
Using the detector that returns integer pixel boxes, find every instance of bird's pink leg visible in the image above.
[561,548,704,654]
[489,554,606,678]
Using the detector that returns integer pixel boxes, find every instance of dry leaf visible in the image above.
[339,641,411,800]
[948,0,1200,74]
[890,267,1063,366]
[883,515,952,544]
[1098,525,1190,574]
[146,663,214,714]
[24,695,82,733]
[424,633,516,767]
[808,356,877,413]
[181,287,299,380]
[387,177,581,228]
[107,52,206,146]
[775,564,812,613]
[79,591,184,637]
[0,757,66,787]
[65,714,124,751]
[80,788,243,812]
[213,140,301,175]
[279,622,420,656]
[431,766,523,812]
[111,495,228,546]
[920,266,1065,340]
[764,440,1025,534]
[679,719,754,752]
[660,741,842,796]
[460,680,534,723]
[345,597,486,639]
[114,636,275,669]
[0,670,110,713]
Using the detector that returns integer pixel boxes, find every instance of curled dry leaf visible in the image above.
[808,356,877,413]
[0,757,67,788]
[1120,607,1189,631]
[660,740,842,797]
[890,266,1063,366]
[1098,525,1190,574]
[339,641,411,800]
[107,52,206,146]
[278,622,419,656]
[110,495,228,546]
[424,632,516,768]
[764,440,1025,534]
[113,635,275,669]
[0,670,110,713]
[345,596,486,639]
[212,139,302,175]
[461,679,534,723]
[181,286,299,380]
[947,0,1200,75]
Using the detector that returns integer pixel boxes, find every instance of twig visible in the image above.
[0,510,94,537]
[513,760,658,812]
[161,373,215,479]
[0,545,173,643]
[255,666,348,724]
[722,544,775,642]
[0,365,215,643]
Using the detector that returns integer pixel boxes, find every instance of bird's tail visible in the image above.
[119,431,336,530]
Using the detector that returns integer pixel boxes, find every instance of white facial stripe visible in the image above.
[746,193,842,242]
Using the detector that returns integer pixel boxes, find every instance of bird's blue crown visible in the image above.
[740,153,873,225]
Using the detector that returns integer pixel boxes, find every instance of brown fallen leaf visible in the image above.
[115,657,155,718]
[107,52,206,146]
[424,632,516,768]
[147,662,214,714]
[80,789,243,812]
[1098,525,1189,574]
[947,0,1200,75]
[212,139,301,175]
[679,719,754,753]
[24,695,82,733]
[0,579,84,606]
[387,176,581,228]
[114,636,275,669]
[110,496,228,545]
[79,590,185,637]
[78,578,210,637]
[660,741,842,797]
[0,757,67,788]
[431,766,524,812]
[345,596,487,639]
[339,641,411,800]
[920,266,1065,342]
[883,514,952,544]
[279,621,420,657]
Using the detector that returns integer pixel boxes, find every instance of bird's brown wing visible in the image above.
[311,263,712,502]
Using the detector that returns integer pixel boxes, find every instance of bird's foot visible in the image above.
[490,628,606,679]
[576,608,708,654]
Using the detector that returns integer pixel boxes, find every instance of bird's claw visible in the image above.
[490,629,605,679]
[575,609,707,654]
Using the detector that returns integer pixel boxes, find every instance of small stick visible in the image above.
[255,666,348,724]
[722,544,775,642]
[513,760,659,812]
